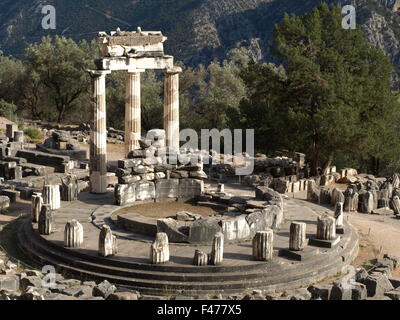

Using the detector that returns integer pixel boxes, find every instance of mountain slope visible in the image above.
[1,0,400,87]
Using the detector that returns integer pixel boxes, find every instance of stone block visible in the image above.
[107,292,138,300]
[114,183,136,206]
[1,189,20,203]
[279,246,319,261]
[372,258,395,272]
[118,159,142,169]
[246,205,282,235]
[176,211,201,221]
[273,178,290,193]
[92,280,116,299]
[0,196,10,210]
[352,282,367,300]
[135,181,155,201]
[329,282,352,300]
[0,275,19,292]
[57,141,67,150]
[389,277,400,289]
[384,290,400,300]
[155,179,179,199]
[188,219,222,244]
[221,215,251,241]
[307,284,331,300]
[288,288,312,300]
[384,254,400,269]
[365,273,394,297]
[187,168,207,179]
[118,175,141,184]
[178,179,204,199]
[19,276,42,291]
[170,170,189,179]
[157,218,188,242]
[372,207,393,215]
[115,168,132,177]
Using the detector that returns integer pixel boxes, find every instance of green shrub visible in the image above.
[23,128,43,141]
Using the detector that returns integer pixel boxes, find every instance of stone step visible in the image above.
[18,223,336,292]
[19,228,355,296]
[17,219,359,295]
[27,219,352,278]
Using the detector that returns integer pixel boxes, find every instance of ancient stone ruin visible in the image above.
[89,27,182,194]
[2,27,398,301]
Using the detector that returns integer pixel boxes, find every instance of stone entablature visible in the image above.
[97,27,167,58]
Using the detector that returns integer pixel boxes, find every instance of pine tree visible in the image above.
[238,3,400,175]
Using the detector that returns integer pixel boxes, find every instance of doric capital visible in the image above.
[164,66,182,75]
[86,69,112,78]
[126,69,146,74]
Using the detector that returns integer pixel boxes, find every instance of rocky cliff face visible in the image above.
[1,0,400,86]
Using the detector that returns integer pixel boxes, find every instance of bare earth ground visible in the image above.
[285,190,400,280]
[114,201,221,218]
[349,212,400,276]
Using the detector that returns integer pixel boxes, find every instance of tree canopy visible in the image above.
[235,3,400,175]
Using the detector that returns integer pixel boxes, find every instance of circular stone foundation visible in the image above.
[94,187,285,244]
[16,184,359,297]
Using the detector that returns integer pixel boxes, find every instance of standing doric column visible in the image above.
[193,249,208,266]
[252,230,274,261]
[88,70,111,194]
[99,225,117,257]
[163,67,182,152]
[316,215,336,240]
[210,232,224,265]
[31,194,43,223]
[60,175,78,201]
[289,222,307,251]
[39,205,53,235]
[335,202,344,228]
[64,220,84,248]
[150,232,170,264]
[43,185,61,210]
[125,71,143,155]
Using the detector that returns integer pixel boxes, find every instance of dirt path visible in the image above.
[348,212,400,276]
[0,201,30,227]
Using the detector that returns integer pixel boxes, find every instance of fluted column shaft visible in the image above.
[125,71,142,155]
[289,222,306,251]
[89,70,110,194]
[163,70,180,151]
[252,230,274,261]
[210,232,224,265]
